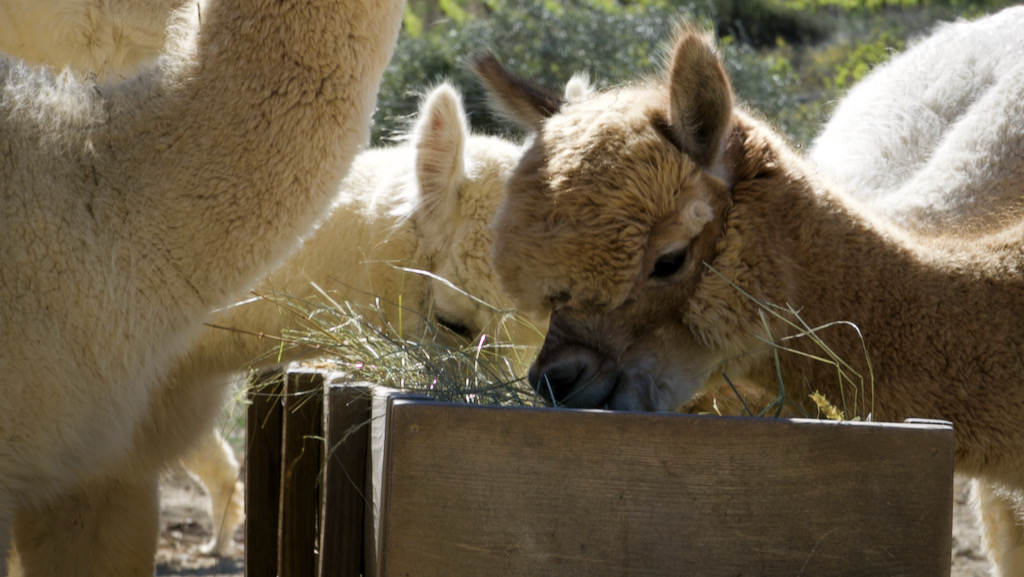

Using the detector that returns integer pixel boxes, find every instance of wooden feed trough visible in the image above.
[245,367,955,577]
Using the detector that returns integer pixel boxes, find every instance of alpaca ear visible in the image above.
[564,72,594,102]
[473,53,563,132]
[665,26,733,169]
[412,83,469,234]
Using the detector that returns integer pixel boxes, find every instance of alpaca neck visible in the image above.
[98,0,405,313]
[730,118,1024,435]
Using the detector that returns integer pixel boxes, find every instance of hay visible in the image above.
[243,283,542,408]
[233,267,872,421]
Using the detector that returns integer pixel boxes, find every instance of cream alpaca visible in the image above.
[2,0,238,558]
[0,0,403,574]
[165,79,590,554]
[0,1,498,558]
[0,0,187,82]
[477,24,1024,577]
[130,82,540,558]
[1,0,235,557]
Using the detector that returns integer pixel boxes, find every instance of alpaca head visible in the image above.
[409,83,547,352]
[476,26,752,410]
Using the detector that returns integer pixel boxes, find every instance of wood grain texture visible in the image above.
[377,401,954,577]
[278,370,325,577]
[368,387,422,577]
[320,382,373,577]
[245,370,284,577]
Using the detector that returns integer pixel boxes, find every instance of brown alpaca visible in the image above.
[477,26,1024,574]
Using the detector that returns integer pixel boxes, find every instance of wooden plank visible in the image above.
[365,387,411,577]
[244,369,285,577]
[320,381,373,577]
[278,369,325,577]
[377,402,954,577]
[364,387,433,577]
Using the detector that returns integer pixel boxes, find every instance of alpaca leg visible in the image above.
[14,475,158,577]
[972,478,1024,577]
[182,429,244,556]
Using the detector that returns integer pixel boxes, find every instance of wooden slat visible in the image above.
[377,402,954,577]
[244,370,285,577]
[278,369,325,577]
[319,381,373,577]
[365,387,410,577]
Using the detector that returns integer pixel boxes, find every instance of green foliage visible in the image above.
[373,2,681,143]
[438,0,471,23]
[375,0,1020,148]
[830,31,904,91]
[713,0,828,46]
[781,0,1013,9]
[374,0,824,144]
[720,37,798,127]
[402,9,424,37]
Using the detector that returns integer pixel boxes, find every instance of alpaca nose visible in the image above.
[528,347,606,407]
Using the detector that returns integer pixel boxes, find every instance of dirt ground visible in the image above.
[157,470,993,576]
[156,468,243,577]
[951,476,995,577]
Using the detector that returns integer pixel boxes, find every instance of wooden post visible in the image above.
[319,381,373,577]
[278,369,325,577]
[245,369,285,577]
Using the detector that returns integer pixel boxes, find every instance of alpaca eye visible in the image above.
[435,315,474,340]
[651,249,687,279]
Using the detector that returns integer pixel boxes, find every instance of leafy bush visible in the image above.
[372,1,822,144]
[711,0,828,46]
[372,2,677,143]
[372,0,1019,148]
[831,31,904,91]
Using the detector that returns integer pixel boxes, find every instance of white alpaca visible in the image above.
[0,0,187,82]
[0,0,404,574]
[811,6,1024,235]
[810,8,1024,577]
[1,0,236,557]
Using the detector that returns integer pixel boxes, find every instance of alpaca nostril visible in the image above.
[541,360,584,388]
[528,352,600,404]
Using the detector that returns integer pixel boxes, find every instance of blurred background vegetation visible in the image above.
[371,0,1018,148]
